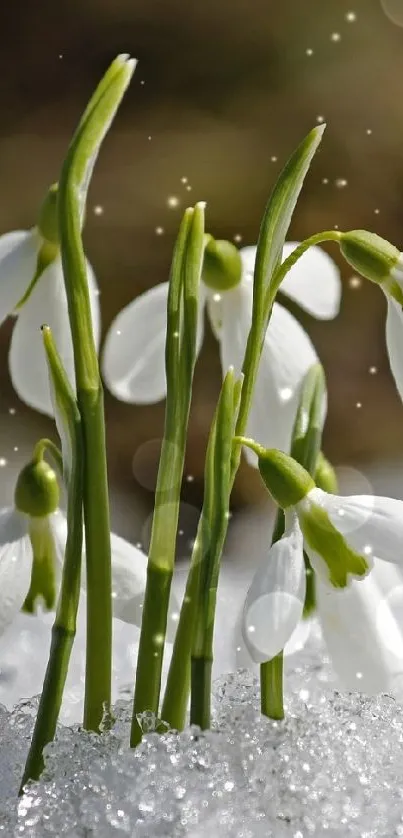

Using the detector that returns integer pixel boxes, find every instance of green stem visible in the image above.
[19,626,76,791]
[190,657,212,730]
[33,438,64,477]
[80,388,112,730]
[131,205,205,745]
[265,230,342,313]
[58,145,112,734]
[260,653,284,720]
[161,537,201,729]
[130,567,172,745]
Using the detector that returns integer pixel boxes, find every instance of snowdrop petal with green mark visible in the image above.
[242,510,306,663]
[0,230,40,322]
[241,242,341,320]
[0,508,32,634]
[303,487,403,568]
[102,281,206,403]
[9,258,100,416]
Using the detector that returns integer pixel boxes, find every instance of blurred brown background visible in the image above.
[1,0,403,540]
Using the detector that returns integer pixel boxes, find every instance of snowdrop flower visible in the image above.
[340,230,403,405]
[102,238,340,462]
[0,183,100,415]
[0,457,174,639]
[241,445,403,692]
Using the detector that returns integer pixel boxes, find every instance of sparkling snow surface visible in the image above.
[1,635,403,836]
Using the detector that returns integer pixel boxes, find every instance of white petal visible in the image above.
[0,508,32,635]
[242,511,306,663]
[280,242,341,320]
[249,305,320,462]
[385,297,403,402]
[9,256,99,415]
[108,533,180,640]
[306,486,403,568]
[240,242,341,320]
[317,563,403,693]
[103,282,205,404]
[10,258,69,414]
[0,230,39,324]
[219,291,320,464]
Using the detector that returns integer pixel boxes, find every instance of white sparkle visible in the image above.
[369,366,378,374]
[306,48,314,56]
[181,176,188,184]
[363,545,373,555]
[356,401,362,408]
[93,205,104,216]
[349,276,362,289]
[335,178,348,189]
[346,11,357,22]
[234,233,243,243]
[330,32,341,42]
[316,115,325,124]
[270,155,278,162]
[155,226,164,235]
[0,458,7,467]
[280,387,293,402]
[167,196,180,208]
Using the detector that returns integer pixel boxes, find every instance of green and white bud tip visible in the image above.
[202,236,243,292]
[14,459,59,518]
[340,230,403,304]
[235,438,314,507]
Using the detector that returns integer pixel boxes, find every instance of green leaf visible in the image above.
[253,124,325,315]
[291,363,327,475]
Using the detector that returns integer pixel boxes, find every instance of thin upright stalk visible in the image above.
[57,57,135,729]
[260,654,284,720]
[131,204,205,746]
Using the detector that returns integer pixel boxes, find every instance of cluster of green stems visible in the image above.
[20,55,346,790]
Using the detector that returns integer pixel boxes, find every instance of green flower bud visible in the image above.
[314,452,338,494]
[14,459,60,518]
[299,498,369,588]
[23,517,57,613]
[38,182,60,246]
[202,236,243,292]
[340,230,403,304]
[236,438,315,507]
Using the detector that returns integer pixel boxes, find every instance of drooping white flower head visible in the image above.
[0,502,177,640]
[0,185,100,415]
[339,230,403,406]
[241,445,403,692]
[102,241,340,463]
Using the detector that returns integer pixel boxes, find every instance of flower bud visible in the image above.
[14,459,60,518]
[340,230,403,304]
[202,237,242,292]
[38,182,60,246]
[252,445,315,508]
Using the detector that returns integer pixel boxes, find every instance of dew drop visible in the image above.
[316,115,325,124]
